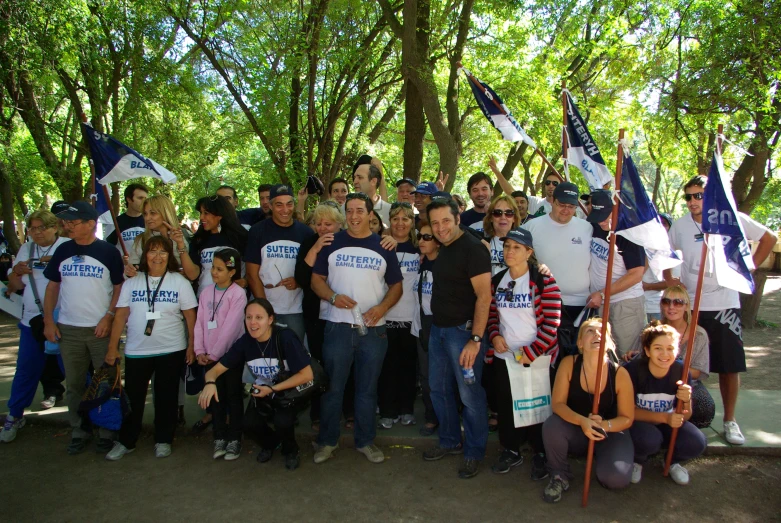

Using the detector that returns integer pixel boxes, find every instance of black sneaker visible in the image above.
[543,475,570,503]
[458,458,479,479]
[95,438,115,454]
[284,452,300,471]
[422,443,464,461]
[491,449,523,474]
[530,453,548,481]
[67,436,92,455]
[257,447,274,463]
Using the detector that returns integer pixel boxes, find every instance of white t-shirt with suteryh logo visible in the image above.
[116,271,198,356]
[385,241,420,322]
[668,212,770,311]
[44,239,125,327]
[522,213,592,306]
[14,237,70,327]
[494,271,537,361]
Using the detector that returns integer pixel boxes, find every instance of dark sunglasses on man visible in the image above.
[491,209,515,217]
[684,193,704,201]
[544,180,560,187]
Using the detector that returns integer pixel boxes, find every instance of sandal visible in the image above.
[345,418,355,429]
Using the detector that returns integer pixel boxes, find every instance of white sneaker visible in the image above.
[40,396,58,410]
[106,441,134,461]
[669,463,690,485]
[0,415,25,443]
[723,420,745,445]
[400,414,416,426]
[631,463,643,484]
[154,443,172,458]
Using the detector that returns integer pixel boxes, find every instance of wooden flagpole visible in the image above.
[561,80,570,182]
[582,128,625,507]
[662,123,722,475]
[79,114,129,258]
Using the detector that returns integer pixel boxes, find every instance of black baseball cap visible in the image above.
[579,194,591,203]
[395,178,416,189]
[50,200,70,215]
[659,213,673,228]
[269,184,294,201]
[587,190,613,223]
[553,182,579,206]
[501,227,534,249]
[56,201,99,221]
[431,191,452,203]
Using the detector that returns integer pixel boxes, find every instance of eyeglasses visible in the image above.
[684,193,704,201]
[544,180,560,187]
[264,266,284,289]
[28,225,53,233]
[661,297,687,307]
[321,200,340,209]
[63,220,85,227]
[148,250,169,258]
[391,202,412,210]
[504,280,516,301]
[491,209,515,217]
[417,233,435,242]
[346,193,370,203]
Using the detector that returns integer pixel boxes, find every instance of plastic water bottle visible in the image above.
[462,366,475,385]
[351,305,368,336]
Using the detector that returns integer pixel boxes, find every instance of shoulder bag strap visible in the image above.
[27,242,44,314]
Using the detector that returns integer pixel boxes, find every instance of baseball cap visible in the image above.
[500,227,533,249]
[50,200,70,215]
[586,190,613,223]
[412,181,438,196]
[268,184,294,201]
[305,176,325,196]
[553,182,579,206]
[395,178,416,189]
[659,212,673,228]
[431,191,452,203]
[579,194,591,203]
[56,201,99,221]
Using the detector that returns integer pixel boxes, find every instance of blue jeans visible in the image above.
[428,323,488,460]
[276,313,305,343]
[8,324,65,418]
[317,321,387,448]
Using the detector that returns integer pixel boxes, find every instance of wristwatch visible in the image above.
[329,293,338,305]
[470,334,482,343]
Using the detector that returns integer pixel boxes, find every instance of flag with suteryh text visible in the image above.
[616,151,681,277]
[563,91,613,190]
[461,67,536,148]
[700,151,755,294]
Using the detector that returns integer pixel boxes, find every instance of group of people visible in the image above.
[1,155,776,501]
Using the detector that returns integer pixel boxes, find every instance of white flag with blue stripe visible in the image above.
[615,149,681,277]
[564,91,613,190]
[700,151,755,294]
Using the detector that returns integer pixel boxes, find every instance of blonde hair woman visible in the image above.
[126,195,187,270]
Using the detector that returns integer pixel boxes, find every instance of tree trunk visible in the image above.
[0,164,21,254]
[740,269,769,329]
[403,78,425,184]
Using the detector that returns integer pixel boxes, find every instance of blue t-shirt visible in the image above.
[220,329,311,386]
[624,358,689,414]
[237,207,266,230]
[245,219,314,314]
[385,241,420,322]
[460,209,486,232]
[313,231,403,325]
[44,239,125,327]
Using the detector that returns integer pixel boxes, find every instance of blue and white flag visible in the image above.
[700,151,755,294]
[81,123,177,186]
[461,67,536,148]
[616,150,681,277]
[563,91,613,190]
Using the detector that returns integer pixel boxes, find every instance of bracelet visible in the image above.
[106,310,115,317]
[205,381,216,386]
[178,248,187,254]
[607,419,612,432]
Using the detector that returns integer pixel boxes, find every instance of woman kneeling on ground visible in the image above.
[625,322,707,486]
[542,318,634,503]
[199,298,314,470]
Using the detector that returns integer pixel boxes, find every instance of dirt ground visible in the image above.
[1,423,780,522]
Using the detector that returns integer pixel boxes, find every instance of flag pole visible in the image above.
[662,123,722,475]
[561,80,570,182]
[582,128,625,508]
[79,114,129,258]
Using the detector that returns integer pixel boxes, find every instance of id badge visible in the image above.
[208,320,218,330]
[146,311,162,320]
[71,255,85,264]
[32,261,47,270]
[694,233,704,242]
[144,319,156,336]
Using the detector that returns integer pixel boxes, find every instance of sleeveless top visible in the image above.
[567,356,618,419]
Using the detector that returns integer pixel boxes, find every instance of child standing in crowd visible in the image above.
[194,248,248,461]
[625,322,706,485]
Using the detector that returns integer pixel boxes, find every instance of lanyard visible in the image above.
[35,241,55,260]
[211,282,233,322]
[145,271,167,313]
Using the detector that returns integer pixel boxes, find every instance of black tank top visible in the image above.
[567,356,618,419]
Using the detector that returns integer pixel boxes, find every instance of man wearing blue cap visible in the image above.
[395,178,417,206]
[412,181,438,224]
[585,190,646,357]
[43,201,125,454]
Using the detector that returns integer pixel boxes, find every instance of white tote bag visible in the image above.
[506,354,553,428]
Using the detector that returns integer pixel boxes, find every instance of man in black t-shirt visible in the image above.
[105,183,147,256]
[423,198,492,479]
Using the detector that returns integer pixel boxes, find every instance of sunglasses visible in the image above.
[417,233,435,242]
[321,200,340,209]
[28,225,53,233]
[491,209,515,217]
[503,280,516,301]
[264,266,285,289]
[684,193,704,201]
[661,297,687,307]
[544,180,560,187]
[391,202,413,210]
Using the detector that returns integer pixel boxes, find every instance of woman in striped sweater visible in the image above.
[486,227,562,480]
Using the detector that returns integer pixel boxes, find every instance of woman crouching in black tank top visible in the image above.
[541,317,635,503]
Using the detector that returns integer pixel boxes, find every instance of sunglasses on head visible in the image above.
[504,280,516,301]
[661,297,687,307]
[491,209,515,217]
[391,202,412,210]
[544,180,560,187]
[684,193,704,201]
[417,233,435,242]
[321,200,340,209]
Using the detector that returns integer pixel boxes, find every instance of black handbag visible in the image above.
[269,328,328,410]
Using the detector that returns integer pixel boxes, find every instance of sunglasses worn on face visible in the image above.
[684,193,704,201]
[544,180,560,187]
[492,209,515,217]
[661,297,687,307]
[417,233,435,242]
[503,280,517,301]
